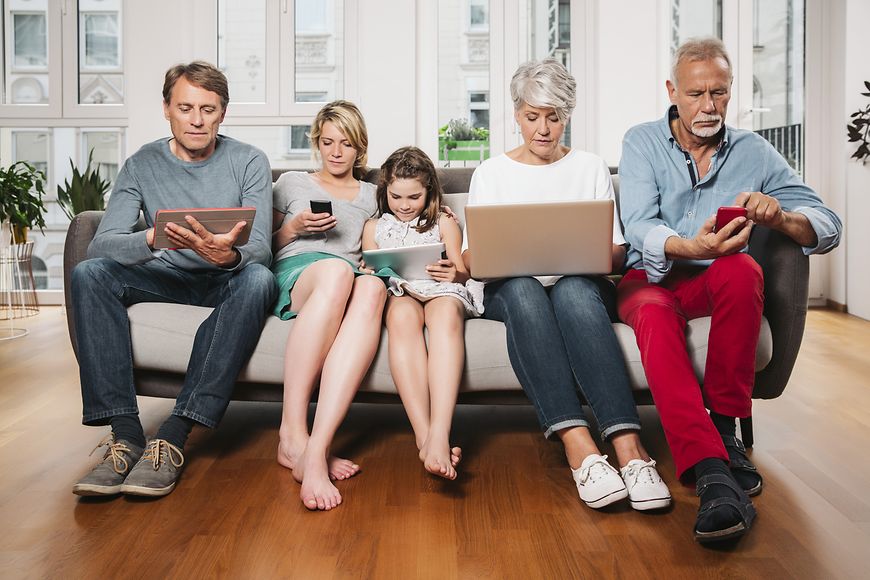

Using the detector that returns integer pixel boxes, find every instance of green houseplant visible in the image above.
[847,81,870,164]
[438,119,490,162]
[57,149,112,220]
[0,161,47,244]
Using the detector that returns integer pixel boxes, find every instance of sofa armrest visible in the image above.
[63,211,106,357]
[747,226,809,399]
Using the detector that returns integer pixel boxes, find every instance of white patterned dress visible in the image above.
[374,213,484,317]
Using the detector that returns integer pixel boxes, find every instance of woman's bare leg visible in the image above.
[277,260,360,482]
[296,275,387,510]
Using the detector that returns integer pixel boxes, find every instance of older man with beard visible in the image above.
[617,37,841,544]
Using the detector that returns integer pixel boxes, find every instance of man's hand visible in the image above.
[665,214,752,261]
[734,191,785,229]
[163,216,243,267]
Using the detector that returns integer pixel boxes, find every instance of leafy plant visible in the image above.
[0,161,47,241]
[439,119,490,149]
[847,80,870,164]
[57,149,112,220]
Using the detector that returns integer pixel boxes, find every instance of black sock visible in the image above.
[110,414,146,449]
[694,458,743,533]
[710,411,736,437]
[154,415,196,450]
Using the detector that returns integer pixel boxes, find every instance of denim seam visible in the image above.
[83,406,139,424]
[544,418,589,439]
[173,409,216,429]
[178,277,229,424]
[600,421,642,440]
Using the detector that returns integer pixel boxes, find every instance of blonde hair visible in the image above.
[377,146,442,234]
[510,58,576,123]
[671,37,733,86]
[309,100,369,180]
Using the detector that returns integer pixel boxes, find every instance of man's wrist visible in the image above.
[223,248,242,268]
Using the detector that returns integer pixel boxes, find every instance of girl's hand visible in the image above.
[426,258,467,284]
[358,258,375,275]
[289,209,337,235]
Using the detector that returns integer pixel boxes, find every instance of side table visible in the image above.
[1,240,38,340]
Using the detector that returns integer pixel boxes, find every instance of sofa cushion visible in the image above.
[127,303,773,394]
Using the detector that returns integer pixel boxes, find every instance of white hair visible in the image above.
[510,58,576,123]
[671,37,733,86]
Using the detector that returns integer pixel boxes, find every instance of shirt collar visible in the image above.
[662,105,731,151]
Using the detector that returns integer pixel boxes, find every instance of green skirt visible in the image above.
[271,252,392,320]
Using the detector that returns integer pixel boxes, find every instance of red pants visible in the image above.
[617,253,764,480]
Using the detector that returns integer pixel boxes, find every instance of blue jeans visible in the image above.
[483,276,640,439]
[71,257,277,428]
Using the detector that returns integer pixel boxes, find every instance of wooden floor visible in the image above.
[1,308,869,579]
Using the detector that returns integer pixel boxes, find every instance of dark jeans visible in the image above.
[71,257,277,429]
[483,276,640,439]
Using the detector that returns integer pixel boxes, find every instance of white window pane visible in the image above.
[524,0,571,148]
[295,0,343,103]
[78,4,124,104]
[752,0,804,175]
[218,0,267,104]
[438,0,490,168]
[221,125,314,170]
[13,14,47,67]
[2,5,50,105]
[82,131,121,183]
[671,0,722,54]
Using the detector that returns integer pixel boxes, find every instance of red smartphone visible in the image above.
[714,206,748,234]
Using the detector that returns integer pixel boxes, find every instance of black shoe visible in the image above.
[722,434,763,496]
[694,471,757,544]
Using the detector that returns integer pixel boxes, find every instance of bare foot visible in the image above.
[420,438,458,480]
[297,451,343,511]
[278,437,360,482]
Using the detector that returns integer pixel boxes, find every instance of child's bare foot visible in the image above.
[278,437,360,482]
[420,438,458,480]
[298,451,343,511]
[451,446,462,467]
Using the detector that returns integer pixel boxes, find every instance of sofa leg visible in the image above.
[739,417,754,448]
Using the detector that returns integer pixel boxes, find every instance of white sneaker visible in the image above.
[620,458,672,511]
[571,454,628,509]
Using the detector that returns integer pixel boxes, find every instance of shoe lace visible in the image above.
[581,455,614,483]
[89,434,134,475]
[626,459,660,485]
[141,439,185,471]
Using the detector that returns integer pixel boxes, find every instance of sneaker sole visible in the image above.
[629,496,672,511]
[694,521,749,543]
[582,487,629,509]
[120,482,176,497]
[72,483,123,496]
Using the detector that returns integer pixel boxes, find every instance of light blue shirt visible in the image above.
[619,107,842,283]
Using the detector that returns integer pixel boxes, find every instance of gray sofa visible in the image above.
[63,167,810,445]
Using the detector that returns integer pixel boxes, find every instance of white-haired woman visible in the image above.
[461,59,671,511]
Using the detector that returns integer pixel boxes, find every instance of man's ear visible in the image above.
[219,106,227,124]
[163,100,171,121]
[666,79,677,105]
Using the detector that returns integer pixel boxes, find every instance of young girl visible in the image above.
[362,146,483,480]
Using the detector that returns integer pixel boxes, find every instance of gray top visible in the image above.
[272,171,377,264]
[87,135,273,271]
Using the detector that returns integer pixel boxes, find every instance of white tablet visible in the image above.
[153,207,256,249]
[362,242,446,280]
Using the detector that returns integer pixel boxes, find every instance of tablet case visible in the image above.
[153,207,256,249]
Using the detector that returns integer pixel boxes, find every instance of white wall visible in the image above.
[842,0,870,318]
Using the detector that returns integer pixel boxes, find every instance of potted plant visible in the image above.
[847,80,870,164]
[0,161,47,244]
[57,149,112,220]
[438,119,490,162]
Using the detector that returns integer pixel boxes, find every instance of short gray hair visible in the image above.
[510,58,576,123]
[671,37,733,86]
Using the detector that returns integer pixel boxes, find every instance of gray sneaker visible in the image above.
[72,435,144,496]
[120,439,185,497]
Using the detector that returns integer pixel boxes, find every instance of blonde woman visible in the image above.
[271,101,387,511]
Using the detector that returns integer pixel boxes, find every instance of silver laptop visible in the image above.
[464,199,614,279]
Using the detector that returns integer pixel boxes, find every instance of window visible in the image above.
[13,13,47,67]
[468,91,489,129]
[81,13,119,68]
[81,129,122,183]
[294,0,343,103]
[670,0,722,55]
[11,130,50,181]
[218,0,268,104]
[469,0,488,30]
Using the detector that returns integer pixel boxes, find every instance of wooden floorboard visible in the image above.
[0,307,868,579]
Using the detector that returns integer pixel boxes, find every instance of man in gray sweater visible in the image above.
[71,62,277,498]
